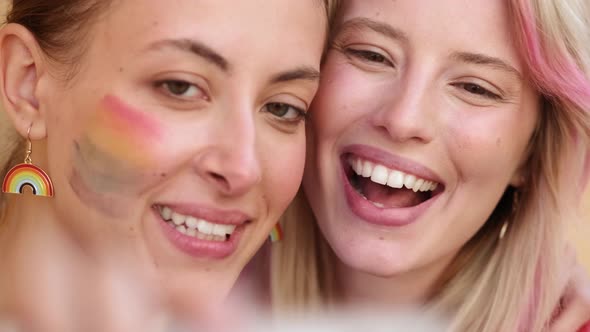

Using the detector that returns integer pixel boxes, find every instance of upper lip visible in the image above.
[155,203,252,225]
[341,144,445,186]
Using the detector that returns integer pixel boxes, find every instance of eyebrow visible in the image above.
[147,39,319,85]
[451,52,523,79]
[146,39,230,71]
[270,67,320,84]
[337,17,409,43]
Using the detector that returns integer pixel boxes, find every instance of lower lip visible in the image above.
[155,209,244,259]
[341,162,439,227]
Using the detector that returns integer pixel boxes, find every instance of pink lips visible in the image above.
[340,144,443,227]
[156,204,250,259]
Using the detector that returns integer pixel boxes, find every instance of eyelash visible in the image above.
[155,79,208,101]
[452,82,503,100]
[337,39,507,104]
[344,47,394,67]
[155,79,307,126]
[263,102,307,123]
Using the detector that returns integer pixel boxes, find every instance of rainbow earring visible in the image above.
[269,223,283,243]
[2,126,54,197]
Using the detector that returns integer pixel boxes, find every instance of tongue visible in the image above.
[360,177,425,208]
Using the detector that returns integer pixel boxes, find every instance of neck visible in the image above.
[0,195,160,331]
[333,254,455,311]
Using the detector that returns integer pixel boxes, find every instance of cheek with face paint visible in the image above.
[68,96,163,217]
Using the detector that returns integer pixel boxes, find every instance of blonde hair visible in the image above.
[271,0,590,330]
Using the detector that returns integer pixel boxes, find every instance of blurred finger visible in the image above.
[549,265,590,332]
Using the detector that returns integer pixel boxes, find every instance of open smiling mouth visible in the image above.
[343,155,444,209]
[156,205,236,242]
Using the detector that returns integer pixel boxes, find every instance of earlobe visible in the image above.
[0,23,47,140]
[509,170,526,188]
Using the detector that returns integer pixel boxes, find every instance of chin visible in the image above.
[329,232,417,277]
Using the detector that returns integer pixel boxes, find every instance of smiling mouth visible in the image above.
[155,205,237,242]
[344,155,443,209]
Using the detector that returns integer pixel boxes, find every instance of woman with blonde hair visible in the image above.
[0,0,338,330]
[267,0,590,330]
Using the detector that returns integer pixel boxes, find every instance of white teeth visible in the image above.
[171,212,185,226]
[198,220,213,234]
[370,165,389,185]
[348,158,440,192]
[404,175,416,189]
[387,170,404,189]
[186,217,199,230]
[361,161,374,178]
[413,179,424,192]
[372,201,385,208]
[175,225,187,234]
[352,158,363,175]
[158,206,238,241]
[161,207,172,220]
[186,228,197,237]
[212,224,227,237]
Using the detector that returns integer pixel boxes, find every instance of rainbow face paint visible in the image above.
[269,223,283,242]
[68,95,163,216]
[2,163,54,197]
[85,95,161,168]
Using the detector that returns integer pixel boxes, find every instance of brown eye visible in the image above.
[464,83,486,95]
[156,80,205,100]
[165,81,192,95]
[264,102,306,121]
[346,48,393,66]
[456,83,501,100]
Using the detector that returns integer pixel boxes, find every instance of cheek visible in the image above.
[260,131,306,217]
[311,61,380,141]
[444,111,531,185]
[307,63,387,193]
[67,96,169,217]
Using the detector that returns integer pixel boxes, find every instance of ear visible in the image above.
[0,23,48,140]
[509,164,527,188]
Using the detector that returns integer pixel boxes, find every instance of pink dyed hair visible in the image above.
[514,0,590,109]
[512,0,590,194]
[510,1,590,330]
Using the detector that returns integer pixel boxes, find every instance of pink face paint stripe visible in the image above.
[83,95,163,167]
[102,95,162,138]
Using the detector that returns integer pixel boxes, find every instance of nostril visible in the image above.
[209,172,224,181]
[208,172,230,190]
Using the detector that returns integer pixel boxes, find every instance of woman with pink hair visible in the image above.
[265,0,590,330]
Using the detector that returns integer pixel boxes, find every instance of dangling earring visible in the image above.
[499,222,509,240]
[499,189,520,240]
[2,125,54,197]
[269,223,283,243]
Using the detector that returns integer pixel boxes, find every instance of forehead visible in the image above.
[90,0,326,69]
[341,0,521,69]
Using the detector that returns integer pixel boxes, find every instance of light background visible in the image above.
[0,0,587,271]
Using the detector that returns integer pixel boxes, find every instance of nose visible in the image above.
[194,107,262,197]
[370,72,436,144]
